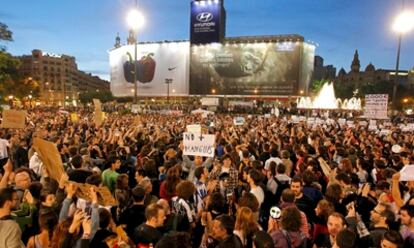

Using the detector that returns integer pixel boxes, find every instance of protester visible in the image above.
[1,106,414,248]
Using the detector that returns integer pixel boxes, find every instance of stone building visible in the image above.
[17,49,110,105]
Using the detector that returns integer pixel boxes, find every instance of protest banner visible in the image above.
[1,109,27,129]
[186,124,202,134]
[364,94,388,119]
[183,132,215,157]
[33,137,65,181]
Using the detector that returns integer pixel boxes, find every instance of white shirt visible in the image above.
[265,157,283,170]
[250,186,264,207]
[29,152,43,176]
[0,139,9,159]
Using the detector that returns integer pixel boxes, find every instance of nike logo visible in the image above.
[168,67,176,71]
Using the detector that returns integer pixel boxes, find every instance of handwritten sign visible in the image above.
[1,110,27,129]
[33,138,65,181]
[186,124,202,134]
[400,165,414,181]
[183,132,215,157]
[364,94,388,119]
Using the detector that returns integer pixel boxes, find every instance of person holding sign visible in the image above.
[208,154,238,201]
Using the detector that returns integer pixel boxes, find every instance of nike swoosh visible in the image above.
[168,67,176,71]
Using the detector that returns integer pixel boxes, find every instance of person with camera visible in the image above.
[268,206,307,248]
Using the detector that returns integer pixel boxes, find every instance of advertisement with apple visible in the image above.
[109,42,189,97]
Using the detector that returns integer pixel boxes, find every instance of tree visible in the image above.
[0,22,39,103]
[311,79,327,95]
[79,90,114,104]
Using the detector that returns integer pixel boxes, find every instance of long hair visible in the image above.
[235,207,259,241]
[164,165,182,196]
[38,211,59,243]
[51,218,81,248]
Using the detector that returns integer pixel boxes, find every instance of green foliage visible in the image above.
[311,79,327,94]
[79,90,114,104]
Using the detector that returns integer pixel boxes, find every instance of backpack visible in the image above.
[274,177,290,205]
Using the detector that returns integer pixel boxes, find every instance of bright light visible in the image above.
[393,11,414,33]
[254,89,258,94]
[151,98,155,102]
[127,9,145,30]
[28,95,32,99]
[8,95,13,100]
[172,89,176,93]
[403,98,409,103]
[300,90,304,95]
[211,89,216,94]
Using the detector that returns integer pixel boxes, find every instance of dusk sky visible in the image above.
[1,0,413,81]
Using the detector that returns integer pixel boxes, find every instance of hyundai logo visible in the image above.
[196,12,213,22]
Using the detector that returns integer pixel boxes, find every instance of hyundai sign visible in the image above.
[190,0,225,44]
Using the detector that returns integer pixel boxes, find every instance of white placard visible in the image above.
[364,94,388,119]
[379,129,391,136]
[131,104,139,114]
[338,118,346,126]
[201,97,219,106]
[183,132,215,157]
[234,117,245,126]
[400,165,414,181]
[186,124,201,134]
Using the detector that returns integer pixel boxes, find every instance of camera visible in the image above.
[269,206,281,219]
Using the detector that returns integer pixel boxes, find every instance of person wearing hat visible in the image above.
[119,185,146,239]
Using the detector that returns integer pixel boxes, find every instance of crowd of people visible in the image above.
[1,107,414,248]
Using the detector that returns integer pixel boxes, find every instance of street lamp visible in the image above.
[391,10,414,110]
[165,78,173,104]
[126,2,145,104]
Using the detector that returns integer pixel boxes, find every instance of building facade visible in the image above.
[335,50,413,87]
[312,55,337,81]
[18,49,109,105]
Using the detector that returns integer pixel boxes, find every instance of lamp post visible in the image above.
[165,78,173,104]
[126,1,145,104]
[391,9,414,110]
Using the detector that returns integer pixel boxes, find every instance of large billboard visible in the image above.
[190,41,309,95]
[190,0,225,44]
[109,42,189,97]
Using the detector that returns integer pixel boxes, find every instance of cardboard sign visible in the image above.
[70,113,79,122]
[33,138,65,181]
[233,117,245,126]
[93,98,102,111]
[74,183,117,206]
[400,165,414,181]
[183,132,215,157]
[1,110,27,129]
[94,111,105,126]
[186,124,202,134]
